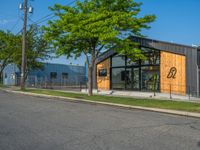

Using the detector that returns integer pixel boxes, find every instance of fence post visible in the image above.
[170,84,172,99]
[60,78,61,90]
[189,86,191,100]
[45,77,47,89]
[35,76,37,88]
[86,82,88,92]
[80,81,82,91]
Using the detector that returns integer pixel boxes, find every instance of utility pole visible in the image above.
[20,0,28,90]
[19,0,33,90]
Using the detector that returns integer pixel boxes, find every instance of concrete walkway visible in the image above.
[81,89,200,103]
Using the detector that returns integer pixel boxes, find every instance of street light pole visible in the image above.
[20,0,28,90]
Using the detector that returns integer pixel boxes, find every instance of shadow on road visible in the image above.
[197,141,200,147]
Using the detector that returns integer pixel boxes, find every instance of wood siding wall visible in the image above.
[160,51,186,95]
[97,58,110,90]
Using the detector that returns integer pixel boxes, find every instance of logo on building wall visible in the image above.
[167,67,177,79]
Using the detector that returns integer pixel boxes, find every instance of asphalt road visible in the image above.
[0,90,200,150]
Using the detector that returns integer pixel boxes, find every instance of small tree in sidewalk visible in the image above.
[43,0,156,96]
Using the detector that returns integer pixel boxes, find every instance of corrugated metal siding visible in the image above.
[28,63,86,84]
[3,63,87,86]
[186,49,198,95]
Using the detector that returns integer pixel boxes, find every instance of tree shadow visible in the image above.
[197,141,200,147]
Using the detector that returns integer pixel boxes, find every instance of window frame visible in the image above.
[50,72,57,79]
[110,47,160,91]
[98,69,107,77]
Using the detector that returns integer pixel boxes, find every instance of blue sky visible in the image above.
[1,0,200,65]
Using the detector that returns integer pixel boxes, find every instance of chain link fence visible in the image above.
[15,75,88,92]
[14,76,200,99]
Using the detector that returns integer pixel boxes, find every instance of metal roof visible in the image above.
[96,36,198,64]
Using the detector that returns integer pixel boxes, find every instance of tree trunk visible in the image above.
[0,67,5,84]
[88,65,93,96]
[0,71,3,84]
[0,62,7,84]
[153,74,157,96]
[87,50,96,96]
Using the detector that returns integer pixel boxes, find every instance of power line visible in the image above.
[10,18,21,32]
[34,15,56,25]
[28,16,37,24]
[31,0,78,25]
[3,0,78,32]
[33,13,54,24]
[16,28,23,35]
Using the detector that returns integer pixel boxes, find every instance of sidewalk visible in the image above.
[81,89,200,103]
[1,88,200,119]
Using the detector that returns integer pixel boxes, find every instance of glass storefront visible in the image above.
[141,66,160,91]
[111,47,160,91]
[112,55,126,67]
[111,68,125,90]
[132,68,140,90]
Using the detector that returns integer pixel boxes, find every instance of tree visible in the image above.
[0,31,20,83]
[13,25,52,80]
[149,50,160,96]
[141,48,159,96]
[43,0,156,96]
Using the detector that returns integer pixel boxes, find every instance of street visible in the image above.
[0,90,200,150]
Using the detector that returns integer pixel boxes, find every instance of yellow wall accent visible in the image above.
[97,58,110,90]
[160,51,186,95]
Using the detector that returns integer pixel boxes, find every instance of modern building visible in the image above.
[3,63,87,87]
[95,36,200,96]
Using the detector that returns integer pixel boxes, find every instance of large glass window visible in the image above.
[141,66,160,91]
[140,47,160,65]
[111,47,160,91]
[127,58,140,66]
[132,68,140,90]
[112,55,126,67]
[124,69,132,89]
[111,68,125,90]
[125,68,140,90]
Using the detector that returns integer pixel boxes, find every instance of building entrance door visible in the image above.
[126,67,139,91]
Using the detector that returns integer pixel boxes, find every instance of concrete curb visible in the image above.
[2,89,200,118]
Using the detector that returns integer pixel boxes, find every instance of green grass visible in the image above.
[0,84,8,88]
[23,89,200,113]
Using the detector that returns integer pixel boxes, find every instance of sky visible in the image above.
[0,0,200,65]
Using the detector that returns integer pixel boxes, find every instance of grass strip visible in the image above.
[0,84,8,88]
[23,89,200,113]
